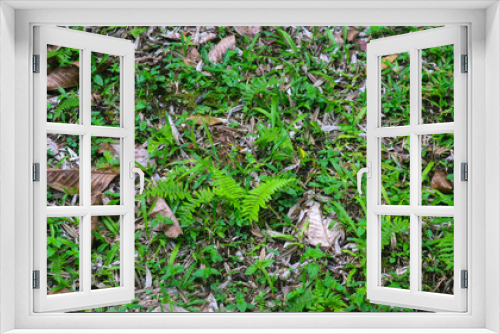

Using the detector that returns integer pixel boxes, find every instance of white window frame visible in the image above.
[33,26,136,313]
[366,26,468,312]
[1,1,499,333]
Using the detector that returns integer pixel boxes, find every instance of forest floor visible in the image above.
[45,26,455,312]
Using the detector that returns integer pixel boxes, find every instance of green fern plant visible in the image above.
[177,188,216,220]
[241,177,296,222]
[381,216,409,247]
[242,76,281,104]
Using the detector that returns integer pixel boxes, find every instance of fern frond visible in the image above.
[288,288,314,312]
[436,231,454,270]
[177,188,216,220]
[381,216,409,247]
[209,168,245,206]
[143,178,191,202]
[242,177,296,222]
[242,76,281,103]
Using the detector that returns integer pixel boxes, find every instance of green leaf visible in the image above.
[245,264,257,275]
[278,28,298,54]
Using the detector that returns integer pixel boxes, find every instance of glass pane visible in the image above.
[421,216,454,294]
[421,133,454,206]
[91,52,121,127]
[47,216,80,294]
[92,216,121,290]
[47,133,80,206]
[380,52,410,127]
[381,136,410,205]
[47,45,80,124]
[91,137,121,205]
[421,45,454,124]
[380,215,410,289]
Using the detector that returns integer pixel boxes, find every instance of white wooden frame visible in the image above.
[366,26,467,312]
[33,26,136,312]
[0,1,499,333]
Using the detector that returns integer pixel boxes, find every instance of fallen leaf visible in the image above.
[183,58,197,67]
[297,201,343,253]
[160,31,183,40]
[145,265,153,288]
[152,304,189,312]
[186,114,225,126]
[47,64,79,91]
[197,32,217,45]
[208,35,236,63]
[381,55,399,70]
[148,196,183,239]
[431,170,453,194]
[259,247,266,261]
[346,26,359,42]
[47,137,59,155]
[333,27,344,45]
[47,168,118,203]
[234,26,262,39]
[201,293,219,312]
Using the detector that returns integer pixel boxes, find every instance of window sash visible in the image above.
[33,26,136,313]
[366,26,468,312]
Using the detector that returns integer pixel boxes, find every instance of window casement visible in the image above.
[363,26,467,312]
[33,26,138,312]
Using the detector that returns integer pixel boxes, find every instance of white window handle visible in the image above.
[357,162,372,195]
[130,161,145,194]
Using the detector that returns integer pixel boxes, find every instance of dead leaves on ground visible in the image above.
[47,62,80,91]
[289,200,344,254]
[381,55,399,70]
[208,35,236,63]
[148,196,183,239]
[431,170,453,194]
[186,114,225,126]
[234,26,262,39]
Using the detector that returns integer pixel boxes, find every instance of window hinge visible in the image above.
[33,163,40,182]
[461,54,468,73]
[33,54,40,73]
[461,270,468,289]
[461,162,468,181]
[33,270,40,289]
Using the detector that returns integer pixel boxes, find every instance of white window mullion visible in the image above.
[366,43,380,297]
[409,46,420,295]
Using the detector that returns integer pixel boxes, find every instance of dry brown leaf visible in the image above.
[183,58,197,67]
[234,26,262,39]
[197,32,217,45]
[188,47,201,61]
[148,196,183,239]
[208,35,236,63]
[259,247,266,261]
[346,26,359,42]
[201,293,219,312]
[381,55,399,70]
[186,114,224,126]
[431,170,453,194]
[297,201,342,253]
[333,27,344,45]
[47,64,80,91]
[47,168,118,199]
